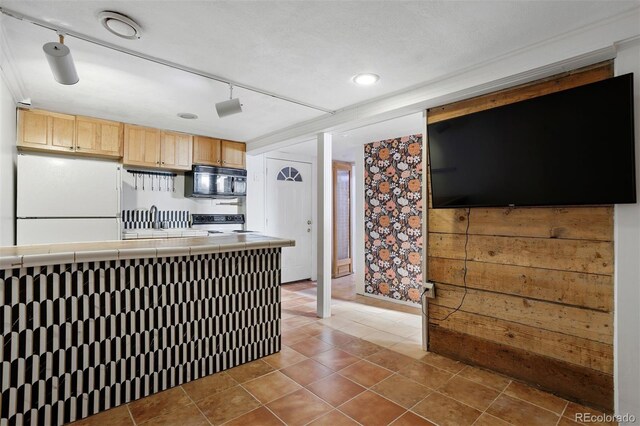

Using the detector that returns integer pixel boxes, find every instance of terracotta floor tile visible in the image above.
[137,403,208,426]
[487,394,560,426]
[504,381,568,414]
[336,338,384,358]
[419,352,465,373]
[266,388,333,426]
[128,387,192,424]
[312,348,361,371]
[411,392,482,426]
[70,405,133,425]
[307,410,360,426]
[296,322,327,336]
[225,359,275,383]
[473,413,512,426]
[181,372,238,402]
[263,347,308,369]
[371,374,431,409]
[306,373,366,406]
[339,390,406,426]
[397,360,452,389]
[281,327,313,345]
[282,315,317,329]
[280,358,334,386]
[457,366,511,391]
[223,406,284,426]
[339,360,394,387]
[288,336,334,357]
[390,412,436,426]
[563,402,616,426]
[195,385,260,425]
[557,417,583,426]
[366,349,415,372]
[316,329,358,346]
[243,371,302,403]
[437,376,501,411]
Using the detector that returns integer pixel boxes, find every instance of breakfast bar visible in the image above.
[0,235,294,425]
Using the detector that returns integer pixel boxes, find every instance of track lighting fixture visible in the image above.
[215,84,243,118]
[43,33,79,85]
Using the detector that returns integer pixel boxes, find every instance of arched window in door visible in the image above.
[277,167,303,182]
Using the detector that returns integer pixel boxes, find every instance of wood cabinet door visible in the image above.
[50,114,75,151]
[76,117,122,157]
[18,110,49,148]
[75,117,100,153]
[161,131,193,170]
[221,140,246,169]
[98,121,123,157]
[193,136,221,166]
[123,125,161,167]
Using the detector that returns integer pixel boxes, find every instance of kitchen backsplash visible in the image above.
[122,209,190,229]
[121,169,242,217]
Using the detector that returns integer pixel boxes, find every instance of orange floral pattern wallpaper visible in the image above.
[364,135,423,303]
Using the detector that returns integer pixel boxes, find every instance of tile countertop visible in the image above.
[0,234,295,269]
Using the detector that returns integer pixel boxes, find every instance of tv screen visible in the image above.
[427,73,636,208]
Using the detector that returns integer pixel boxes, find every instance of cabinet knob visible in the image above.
[76,146,81,150]
[161,162,165,165]
[68,147,73,150]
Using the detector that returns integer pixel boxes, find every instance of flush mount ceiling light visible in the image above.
[352,73,380,86]
[43,33,79,85]
[99,11,142,39]
[177,112,198,120]
[215,84,243,118]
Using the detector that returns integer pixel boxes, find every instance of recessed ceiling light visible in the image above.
[99,11,142,39]
[177,112,198,119]
[352,73,380,86]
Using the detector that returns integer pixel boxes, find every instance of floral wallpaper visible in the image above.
[364,135,423,303]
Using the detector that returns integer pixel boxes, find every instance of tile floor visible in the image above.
[71,278,613,426]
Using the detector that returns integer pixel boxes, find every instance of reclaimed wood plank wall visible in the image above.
[425,61,615,412]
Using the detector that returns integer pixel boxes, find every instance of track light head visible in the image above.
[43,34,79,85]
[215,84,243,118]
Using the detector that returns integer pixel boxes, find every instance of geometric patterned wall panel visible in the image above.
[0,249,281,425]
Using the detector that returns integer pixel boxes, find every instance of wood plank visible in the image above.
[428,325,614,413]
[428,206,612,241]
[430,283,613,344]
[427,61,613,124]
[428,257,612,311]
[428,305,613,373]
[428,233,613,275]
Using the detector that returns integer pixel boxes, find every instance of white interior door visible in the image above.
[265,158,312,283]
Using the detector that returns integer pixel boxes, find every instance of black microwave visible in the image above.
[185,165,247,198]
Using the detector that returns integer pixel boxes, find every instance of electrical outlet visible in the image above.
[423,282,436,299]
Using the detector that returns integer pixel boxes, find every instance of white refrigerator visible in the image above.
[17,154,121,245]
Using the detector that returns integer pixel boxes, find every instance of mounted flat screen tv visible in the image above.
[428,73,636,208]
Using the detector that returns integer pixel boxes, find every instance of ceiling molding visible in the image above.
[246,6,640,154]
[0,17,27,102]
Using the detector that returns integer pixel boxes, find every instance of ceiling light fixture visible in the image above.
[98,11,142,39]
[215,84,243,118]
[352,73,380,86]
[177,112,198,120]
[43,33,79,85]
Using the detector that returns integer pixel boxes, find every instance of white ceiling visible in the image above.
[277,112,424,161]
[1,1,638,143]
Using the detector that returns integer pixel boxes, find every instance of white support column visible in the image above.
[317,132,332,318]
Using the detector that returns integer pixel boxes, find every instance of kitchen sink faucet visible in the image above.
[150,205,160,229]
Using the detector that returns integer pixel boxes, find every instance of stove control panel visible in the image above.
[192,214,245,225]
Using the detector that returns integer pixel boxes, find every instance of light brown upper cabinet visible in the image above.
[124,125,193,171]
[221,140,246,169]
[193,136,222,166]
[18,109,75,153]
[75,116,123,158]
[123,124,161,168]
[160,131,193,170]
[193,137,246,169]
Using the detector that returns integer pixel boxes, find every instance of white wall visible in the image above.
[0,72,16,246]
[354,144,365,295]
[614,38,640,422]
[121,169,240,216]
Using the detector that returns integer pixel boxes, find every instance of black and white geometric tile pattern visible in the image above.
[0,248,281,425]
[122,210,191,230]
